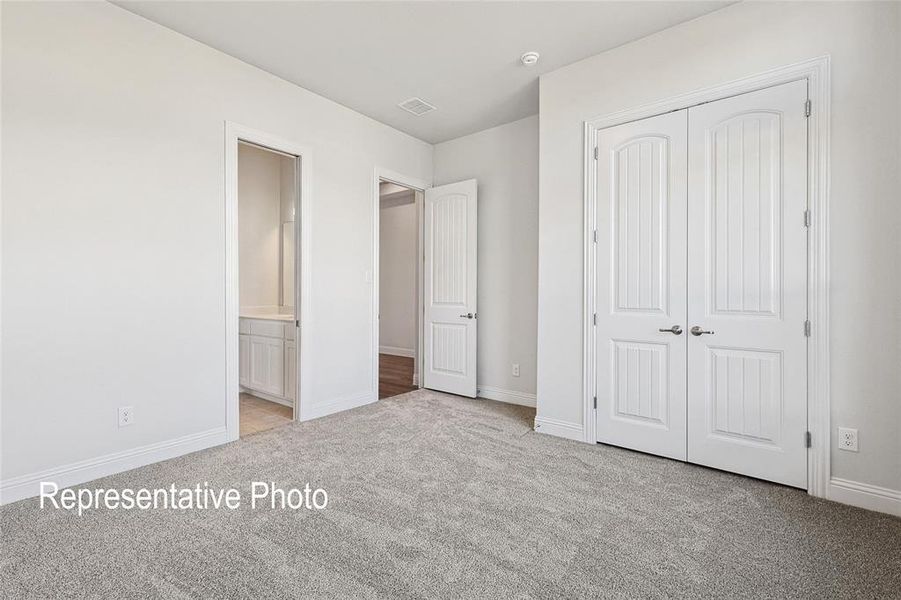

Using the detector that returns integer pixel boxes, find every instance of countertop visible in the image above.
[239,313,294,322]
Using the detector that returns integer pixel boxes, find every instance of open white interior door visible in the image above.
[423,179,478,397]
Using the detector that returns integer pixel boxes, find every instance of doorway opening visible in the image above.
[378,180,423,399]
[374,172,479,400]
[236,140,299,436]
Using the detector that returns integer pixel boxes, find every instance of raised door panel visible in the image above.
[595,110,688,460]
[612,341,668,426]
[708,111,782,318]
[687,80,808,488]
[708,348,783,445]
[431,193,468,307]
[430,323,467,376]
[613,136,668,315]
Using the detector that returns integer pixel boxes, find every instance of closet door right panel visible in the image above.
[686,80,809,488]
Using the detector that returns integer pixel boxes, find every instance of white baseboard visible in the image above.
[0,427,229,506]
[379,346,415,358]
[299,391,376,421]
[478,385,536,407]
[240,387,294,408]
[827,477,901,517]
[533,416,585,442]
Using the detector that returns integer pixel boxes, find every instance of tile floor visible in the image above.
[239,393,293,437]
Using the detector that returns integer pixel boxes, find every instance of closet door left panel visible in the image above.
[594,109,689,461]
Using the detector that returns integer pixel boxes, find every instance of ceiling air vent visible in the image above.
[398,97,437,116]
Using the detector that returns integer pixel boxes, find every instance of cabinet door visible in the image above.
[249,334,286,398]
[263,336,285,397]
[239,334,250,387]
[284,341,296,402]
[249,336,270,392]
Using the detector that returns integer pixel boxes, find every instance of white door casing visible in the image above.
[285,340,297,402]
[595,111,689,460]
[686,80,809,488]
[225,122,310,438]
[423,179,478,397]
[239,335,250,387]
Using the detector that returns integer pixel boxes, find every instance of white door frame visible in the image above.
[581,56,831,498]
[225,122,313,440]
[372,168,431,398]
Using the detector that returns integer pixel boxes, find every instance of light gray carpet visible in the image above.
[2,390,899,599]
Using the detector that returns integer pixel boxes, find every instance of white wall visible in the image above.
[1,2,431,488]
[537,1,901,491]
[434,116,539,402]
[238,143,282,308]
[379,195,418,356]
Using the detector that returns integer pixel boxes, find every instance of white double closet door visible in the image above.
[595,80,809,488]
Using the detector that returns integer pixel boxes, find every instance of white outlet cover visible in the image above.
[512,363,520,377]
[118,406,135,428]
[837,427,858,452]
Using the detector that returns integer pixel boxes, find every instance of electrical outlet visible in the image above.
[512,363,520,377]
[118,406,135,428]
[838,427,858,452]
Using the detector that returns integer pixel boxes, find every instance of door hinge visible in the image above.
[594,146,598,160]
[803,209,811,228]
[593,313,597,326]
[592,229,598,243]
[804,320,811,337]
[295,320,300,328]
[805,431,812,448]
[804,99,812,117]
[593,396,597,409]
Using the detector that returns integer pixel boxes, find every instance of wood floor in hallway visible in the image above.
[379,353,417,399]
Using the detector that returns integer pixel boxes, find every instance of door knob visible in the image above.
[658,325,683,335]
[690,326,715,336]
[459,313,474,319]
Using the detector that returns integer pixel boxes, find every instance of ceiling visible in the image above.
[116,1,732,144]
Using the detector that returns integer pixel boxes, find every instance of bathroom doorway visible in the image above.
[236,141,297,436]
[225,123,310,441]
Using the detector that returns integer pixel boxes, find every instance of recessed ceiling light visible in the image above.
[520,51,540,66]
[398,97,437,116]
